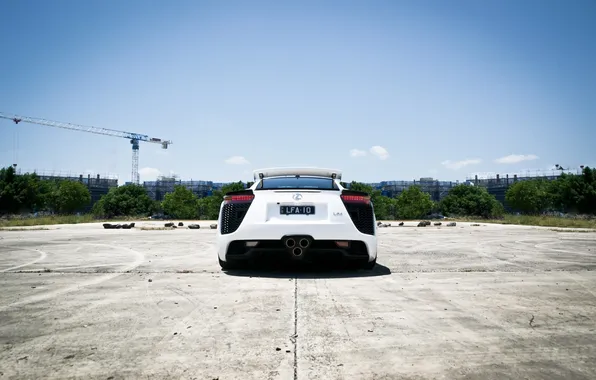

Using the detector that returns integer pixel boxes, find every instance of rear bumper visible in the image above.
[216,223,377,262]
[223,238,374,263]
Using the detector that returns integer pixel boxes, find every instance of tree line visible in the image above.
[0,166,91,215]
[505,167,596,215]
[345,181,506,220]
[1,165,594,219]
[90,181,246,220]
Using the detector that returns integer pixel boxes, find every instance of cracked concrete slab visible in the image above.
[1,221,595,379]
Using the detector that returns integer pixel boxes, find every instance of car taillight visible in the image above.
[224,194,254,203]
[340,194,370,204]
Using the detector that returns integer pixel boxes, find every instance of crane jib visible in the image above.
[0,111,172,185]
[127,134,150,141]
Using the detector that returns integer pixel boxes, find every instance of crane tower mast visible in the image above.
[0,112,172,185]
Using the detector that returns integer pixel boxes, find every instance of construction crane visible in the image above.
[0,112,172,185]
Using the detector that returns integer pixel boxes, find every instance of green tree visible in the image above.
[549,167,596,214]
[0,166,45,214]
[371,195,396,220]
[347,181,374,194]
[221,181,246,194]
[92,184,156,218]
[347,181,395,219]
[440,184,504,218]
[505,179,551,215]
[576,167,596,214]
[197,195,223,220]
[37,180,59,211]
[195,182,247,220]
[207,182,245,202]
[52,180,91,214]
[395,185,434,219]
[161,185,200,219]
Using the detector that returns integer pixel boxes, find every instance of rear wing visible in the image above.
[253,167,342,181]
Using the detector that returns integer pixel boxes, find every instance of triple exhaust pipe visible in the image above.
[284,237,311,257]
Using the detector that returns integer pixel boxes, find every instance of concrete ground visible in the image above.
[1,221,595,380]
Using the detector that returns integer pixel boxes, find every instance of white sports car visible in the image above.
[216,167,378,270]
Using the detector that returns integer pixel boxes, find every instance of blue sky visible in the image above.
[1,0,594,184]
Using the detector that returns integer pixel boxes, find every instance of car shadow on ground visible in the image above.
[222,260,391,279]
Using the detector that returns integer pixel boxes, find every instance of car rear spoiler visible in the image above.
[253,167,342,181]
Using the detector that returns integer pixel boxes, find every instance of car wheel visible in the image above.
[219,258,240,270]
[362,258,376,270]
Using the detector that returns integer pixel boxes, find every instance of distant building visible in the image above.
[16,166,586,214]
[466,169,583,210]
[18,169,118,212]
[141,176,461,202]
[367,178,460,201]
[142,175,227,201]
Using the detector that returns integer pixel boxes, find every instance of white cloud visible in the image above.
[139,167,161,180]
[441,159,482,170]
[349,149,367,157]
[224,156,250,165]
[494,154,539,164]
[369,146,389,160]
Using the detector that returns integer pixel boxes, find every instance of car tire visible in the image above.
[219,258,240,270]
[362,258,376,270]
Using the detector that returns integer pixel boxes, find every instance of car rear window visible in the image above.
[256,176,339,190]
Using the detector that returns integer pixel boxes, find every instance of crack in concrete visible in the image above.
[293,277,298,380]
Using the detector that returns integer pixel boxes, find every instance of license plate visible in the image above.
[280,205,315,215]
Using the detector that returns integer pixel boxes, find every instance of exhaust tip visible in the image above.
[299,238,310,248]
[285,238,296,248]
[292,247,303,256]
